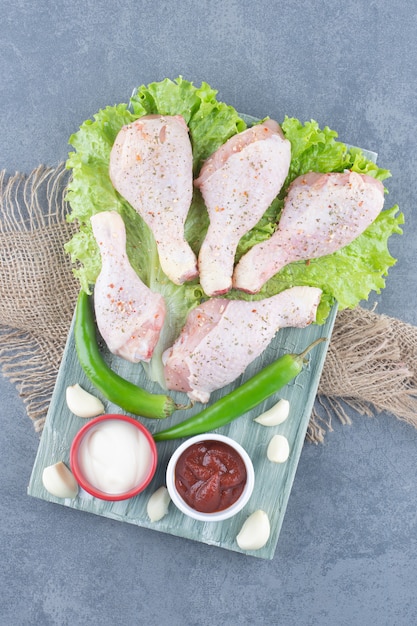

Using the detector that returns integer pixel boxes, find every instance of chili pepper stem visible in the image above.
[175,401,194,411]
[298,337,327,363]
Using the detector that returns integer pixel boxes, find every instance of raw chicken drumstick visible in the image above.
[109,114,198,285]
[91,211,166,363]
[233,170,385,294]
[194,119,291,297]
[162,285,322,403]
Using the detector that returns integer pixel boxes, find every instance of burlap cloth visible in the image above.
[1,164,416,443]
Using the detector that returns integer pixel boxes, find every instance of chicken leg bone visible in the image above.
[109,114,198,285]
[162,285,322,403]
[91,210,166,363]
[233,170,385,293]
[194,119,291,296]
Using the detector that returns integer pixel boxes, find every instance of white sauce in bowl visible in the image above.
[77,418,153,495]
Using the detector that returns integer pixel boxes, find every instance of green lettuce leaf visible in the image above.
[281,117,391,181]
[65,104,136,291]
[64,77,403,380]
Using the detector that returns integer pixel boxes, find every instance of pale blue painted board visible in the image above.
[28,306,337,560]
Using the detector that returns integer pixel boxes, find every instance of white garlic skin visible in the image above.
[66,383,105,418]
[236,510,271,550]
[267,434,290,463]
[147,486,171,522]
[253,399,290,426]
[42,461,79,499]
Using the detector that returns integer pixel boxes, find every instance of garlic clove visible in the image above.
[147,486,171,522]
[253,398,290,426]
[236,510,271,550]
[267,434,290,463]
[66,383,105,418]
[42,461,79,499]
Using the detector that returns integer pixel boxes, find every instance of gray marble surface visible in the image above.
[1,1,416,624]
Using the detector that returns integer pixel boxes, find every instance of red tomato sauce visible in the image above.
[174,440,247,513]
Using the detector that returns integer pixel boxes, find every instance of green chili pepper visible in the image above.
[153,337,326,441]
[74,290,177,419]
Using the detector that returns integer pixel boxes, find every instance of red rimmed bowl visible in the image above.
[70,414,157,501]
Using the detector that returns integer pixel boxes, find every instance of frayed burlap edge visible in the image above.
[0,163,78,432]
[1,163,417,442]
[307,307,417,443]
[0,326,66,432]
